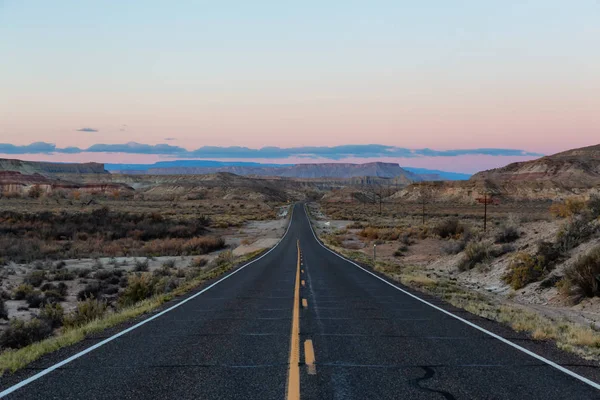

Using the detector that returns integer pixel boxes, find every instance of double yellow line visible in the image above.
[287,240,317,400]
[286,240,302,400]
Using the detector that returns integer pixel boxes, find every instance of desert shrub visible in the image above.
[101,285,120,296]
[555,217,597,253]
[346,221,365,229]
[434,218,465,239]
[215,250,234,267]
[588,195,600,219]
[358,227,379,240]
[0,298,7,320]
[0,319,52,349]
[561,246,600,300]
[119,274,155,307]
[191,257,208,268]
[94,269,122,285]
[25,291,45,308]
[153,265,173,277]
[495,224,520,243]
[550,198,587,218]
[394,245,408,257]
[51,269,75,281]
[134,258,149,272]
[153,277,179,294]
[536,241,562,268]
[43,289,65,304]
[27,185,44,199]
[39,303,64,328]
[442,240,466,255]
[77,282,102,300]
[64,298,108,328]
[459,241,490,271]
[13,284,35,300]
[503,252,544,290]
[162,259,176,269]
[24,270,46,287]
[76,269,91,278]
[54,260,67,269]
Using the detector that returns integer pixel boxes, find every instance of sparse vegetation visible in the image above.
[0,319,52,350]
[459,241,491,271]
[495,217,520,243]
[63,298,108,328]
[503,253,545,290]
[561,246,600,301]
[434,218,465,239]
[550,198,586,218]
[39,303,65,329]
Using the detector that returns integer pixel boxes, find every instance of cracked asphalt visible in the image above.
[2,203,600,399]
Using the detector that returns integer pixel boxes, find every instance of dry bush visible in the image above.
[0,298,7,320]
[555,217,598,253]
[0,207,216,262]
[588,195,600,219]
[39,303,64,329]
[0,319,52,350]
[442,240,466,255]
[550,198,586,218]
[495,219,520,244]
[64,298,108,328]
[191,257,208,268]
[215,250,234,267]
[358,227,402,241]
[434,218,465,239]
[119,274,155,307]
[24,270,46,288]
[561,246,600,300]
[13,284,35,300]
[459,241,491,271]
[503,252,545,290]
[133,258,149,272]
[27,185,43,199]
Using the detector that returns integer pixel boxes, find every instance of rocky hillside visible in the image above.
[471,144,600,188]
[0,158,108,175]
[391,144,600,203]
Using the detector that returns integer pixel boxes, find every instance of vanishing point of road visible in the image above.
[2,203,600,399]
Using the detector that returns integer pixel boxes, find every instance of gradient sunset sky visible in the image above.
[1,1,598,172]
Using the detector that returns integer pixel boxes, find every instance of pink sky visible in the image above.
[1,1,598,173]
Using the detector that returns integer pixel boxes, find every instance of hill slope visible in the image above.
[471,144,600,188]
[0,158,108,175]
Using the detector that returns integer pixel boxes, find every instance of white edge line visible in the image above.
[303,204,600,391]
[0,206,296,398]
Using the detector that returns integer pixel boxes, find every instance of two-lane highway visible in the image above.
[2,203,600,399]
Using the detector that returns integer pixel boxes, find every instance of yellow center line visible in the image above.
[301,280,306,287]
[286,240,301,400]
[302,298,308,308]
[304,340,316,375]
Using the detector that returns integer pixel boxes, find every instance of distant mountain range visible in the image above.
[106,160,471,181]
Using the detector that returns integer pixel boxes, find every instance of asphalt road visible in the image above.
[2,203,600,399]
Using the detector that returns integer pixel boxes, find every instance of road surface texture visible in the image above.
[2,203,600,399]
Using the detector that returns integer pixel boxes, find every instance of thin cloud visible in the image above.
[164,137,176,141]
[76,127,99,132]
[0,142,544,159]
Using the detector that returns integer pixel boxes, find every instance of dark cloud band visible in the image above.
[0,142,543,159]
